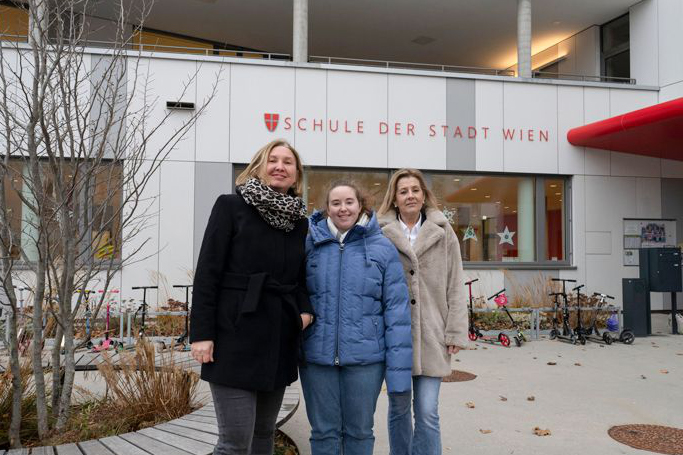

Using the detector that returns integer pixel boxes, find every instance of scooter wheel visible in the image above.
[514,336,522,347]
[579,336,586,345]
[549,329,558,340]
[468,331,477,341]
[570,335,577,345]
[498,333,511,347]
[86,341,93,350]
[602,333,613,345]
[156,342,166,353]
[620,330,635,345]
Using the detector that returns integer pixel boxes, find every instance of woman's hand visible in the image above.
[301,313,314,330]
[447,345,461,355]
[191,340,214,363]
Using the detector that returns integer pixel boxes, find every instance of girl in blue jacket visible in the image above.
[301,180,412,455]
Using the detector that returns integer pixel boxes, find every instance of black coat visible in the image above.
[190,193,312,391]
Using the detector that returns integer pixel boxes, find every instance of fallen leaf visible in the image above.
[479,429,492,434]
[574,363,582,366]
[482,347,488,350]
[455,358,461,362]
[652,345,660,348]
[599,345,605,348]
[466,402,475,408]
[547,361,557,366]
[676,353,683,356]
[533,427,552,436]
[660,369,669,374]
[641,375,647,379]
[499,396,508,401]
[533,357,537,360]
[527,396,535,401]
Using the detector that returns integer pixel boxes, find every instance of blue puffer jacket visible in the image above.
[303,210,413,393]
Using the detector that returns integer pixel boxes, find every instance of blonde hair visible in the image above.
[378,168,439,215]
[235,139,305,196]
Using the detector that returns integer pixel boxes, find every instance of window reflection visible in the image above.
[545,179,564,261]
[431,174,535,262]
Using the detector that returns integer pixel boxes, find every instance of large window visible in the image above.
[233,165,570,266]
[2,159,123,262]
[601,14,630,80]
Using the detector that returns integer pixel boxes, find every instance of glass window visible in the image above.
[545,179,565,261]
[4,158,123,262]
[233,164,570,265]
[601,14,630,80]
[430,174,535,262]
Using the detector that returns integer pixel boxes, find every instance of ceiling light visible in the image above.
[495,201,501,204]
[453,178,461,182]
[470,188,477,191]
[550,184,557,188]
[482,216,487,220]
[373,183,381,186]
[513,210,517,213]
[485,195,491,198]
[555,192,561,196]
[504,206,509,209]
[412,36,435,46]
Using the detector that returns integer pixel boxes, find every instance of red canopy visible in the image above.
[567,97,683,161]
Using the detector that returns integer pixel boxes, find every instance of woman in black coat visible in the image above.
[190,139,314,455]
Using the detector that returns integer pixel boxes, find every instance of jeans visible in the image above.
[387,375,442,455]
[300,362,385,455]
[210,382,285,455]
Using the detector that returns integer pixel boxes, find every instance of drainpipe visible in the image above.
[293,0,308,63]
[517,0,532,78]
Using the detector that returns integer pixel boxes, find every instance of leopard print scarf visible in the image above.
[237,178,307,232]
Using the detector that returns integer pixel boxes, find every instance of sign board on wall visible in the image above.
[623,218,677,266]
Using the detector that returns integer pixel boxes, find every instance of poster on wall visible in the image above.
[623,218,677,266]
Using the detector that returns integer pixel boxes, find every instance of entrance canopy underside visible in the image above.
[567,97,683,162]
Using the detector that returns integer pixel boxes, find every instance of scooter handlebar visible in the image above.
[551,278,577,283]
[132,286,158,290]
[487,288,506,300]
[592,292,615,299]
[465,279,479,285]
[172,284,193,288]
[572,284,585,291]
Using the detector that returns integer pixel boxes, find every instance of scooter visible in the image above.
[549,278,585,345]
[157,284,193,352]
[571,284,589,344]
[132,285,157,339]
[488,288,526,347]
[92,289,121,352]
[467,278,512,347]
[591,292,635,345]
[77,289,96,349]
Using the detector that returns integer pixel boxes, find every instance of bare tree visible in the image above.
[0,0,219,445]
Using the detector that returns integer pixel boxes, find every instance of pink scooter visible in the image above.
[92,289,121,352]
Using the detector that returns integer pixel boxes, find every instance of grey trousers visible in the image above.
[209,382,286,455]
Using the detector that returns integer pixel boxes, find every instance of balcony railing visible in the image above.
[0,34,636,84]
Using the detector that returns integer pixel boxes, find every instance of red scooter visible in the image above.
[467,279,512,347]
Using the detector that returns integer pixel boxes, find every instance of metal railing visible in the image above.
[1,34,636,83]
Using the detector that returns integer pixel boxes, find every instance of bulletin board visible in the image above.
[623,218,677,266]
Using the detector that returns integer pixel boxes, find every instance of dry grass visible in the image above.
[503,271,558,308]
[0,361,40,448]
[94,340,199,431]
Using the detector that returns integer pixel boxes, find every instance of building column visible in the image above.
[517,178,535,261]
[517,0,532,78]
[293,0,308,63]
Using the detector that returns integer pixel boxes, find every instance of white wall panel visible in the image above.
[502,83,558,173]
[326,72,388,168]
[636,177,662,218]
[583,88,611,175]
[388,75,446,169]
[158,161,195,304]
[121,163,160,303]
[659,80,683,102]
[585,232,612,255]
[658,0,683,87]
[661,159,683,178]
[558,86,585,175]
[575,26,600,78]
[584,176,636,231]
[630,0,659,87]
[294,68,327,166]
[127,58,197,162]
[610,152,661,177]
[462,270,504,308]
[609,89,658,116]
[195,62,231,163]
[475,80,504,172]
[564,175,586,282]
[229,65,295,163]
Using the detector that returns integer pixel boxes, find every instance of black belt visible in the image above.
[221,272,299,322]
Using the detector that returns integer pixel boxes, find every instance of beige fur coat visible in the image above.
[379,207,468,377]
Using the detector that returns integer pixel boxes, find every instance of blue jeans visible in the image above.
[387,376,442,455]
[300,363,385,455]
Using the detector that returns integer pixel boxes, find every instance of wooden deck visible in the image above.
[0,348,301,455]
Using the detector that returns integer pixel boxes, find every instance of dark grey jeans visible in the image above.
[209,382,286,455]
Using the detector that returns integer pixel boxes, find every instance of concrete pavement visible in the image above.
[281,314,682,455]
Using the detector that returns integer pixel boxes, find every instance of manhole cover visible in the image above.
[608,424,683,455]
[442,370,476,382]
